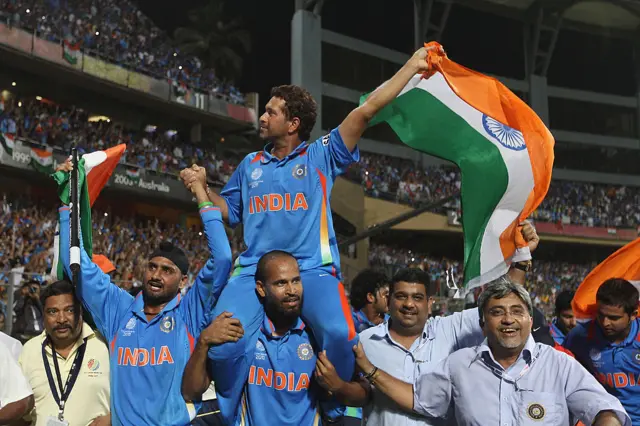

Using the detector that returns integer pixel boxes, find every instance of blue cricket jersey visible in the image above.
[549,319,566,345]
[221,127,359,275]
[231,315,321,426]
[351,308,389,334]
[59,206,232,426]
[565,319,640,424]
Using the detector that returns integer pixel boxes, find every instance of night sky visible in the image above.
[137,0,637,104]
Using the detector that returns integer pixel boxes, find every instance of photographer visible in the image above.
[12,280,44,344]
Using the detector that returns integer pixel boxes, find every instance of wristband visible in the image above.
[364,366,378,381]
[198,201,214,209]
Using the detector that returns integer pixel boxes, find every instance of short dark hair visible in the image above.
[270,85,317,142]
[555,290,575,315]
[349,269,389,311]
[255,250,297,284]
[40,280,81,312]
[390,268,434,297]
[596,278,639,316]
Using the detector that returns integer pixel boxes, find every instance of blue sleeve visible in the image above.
[413,356,453,418]
[59,207,133,340]
[448,308,484,350]
[179,206,232,337]
[220,157,247,228]
[306,128,360,179]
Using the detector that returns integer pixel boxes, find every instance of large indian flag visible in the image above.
[50,144,126,280]
[362,42,554,288]
[573,238,640,320]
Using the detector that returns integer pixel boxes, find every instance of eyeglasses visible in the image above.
[487,307,529,319]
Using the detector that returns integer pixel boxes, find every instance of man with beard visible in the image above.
[182,251,367,425]
[565,279,640,425]
[352,278,630,426]
[180,44,443,423]
[550,290,577,345]
[18,280,110,425]
[56,175,232,425]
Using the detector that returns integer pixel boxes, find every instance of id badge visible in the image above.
[46,417,69,426]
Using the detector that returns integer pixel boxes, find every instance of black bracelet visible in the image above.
[364,366,378,381]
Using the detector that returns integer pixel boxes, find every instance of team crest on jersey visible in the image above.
[160,315,175,333]
[256,340,267,360]
[292,164,307,180]
[482,114,526,151]
[297,343,314,361]
[321,134,330,146]
[526,403,545,420]
[251,168,263,180]
[635,352,640,363]
[126,318,136,330]
[589,348,602,361]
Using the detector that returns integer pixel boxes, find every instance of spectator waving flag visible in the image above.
[572,238,640,320]
[361,42,554,289]
[50,144,126,279]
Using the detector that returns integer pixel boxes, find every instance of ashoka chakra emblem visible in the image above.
[482,114,526,151]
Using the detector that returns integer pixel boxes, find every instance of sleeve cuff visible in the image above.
[200,206,222,220]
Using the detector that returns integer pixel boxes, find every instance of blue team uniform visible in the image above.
[351,308,389,334]
[59,206,232,426]
[225,315,321,426]
[209,128,360,423]
[564,319,640,424]
[549,319,566,345]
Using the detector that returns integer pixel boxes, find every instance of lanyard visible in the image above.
[41,337,87,421]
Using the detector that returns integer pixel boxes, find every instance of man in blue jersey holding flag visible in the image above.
[181,250,368,425]
[565,279,640,425]
[57,167,232,425]
[181,44,442,423]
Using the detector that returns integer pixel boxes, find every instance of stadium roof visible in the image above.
[458,0,640,37]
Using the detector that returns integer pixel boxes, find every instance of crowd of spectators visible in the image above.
[0,0,245,103]
[1,95,239,182]
[346,152,640,229]
[368,242,595,316]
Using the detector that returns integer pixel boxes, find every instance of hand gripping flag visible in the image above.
[50,144,126,279]
[360,42,554,289]
[572,237,640,320]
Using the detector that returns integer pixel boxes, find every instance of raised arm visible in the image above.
[338,45,441,152]
[179,180,233,334]
[59,207,133,339]
[182,312,244,401]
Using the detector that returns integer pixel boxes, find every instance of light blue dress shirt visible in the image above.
[414,335,631,426]
[360,309,483,426]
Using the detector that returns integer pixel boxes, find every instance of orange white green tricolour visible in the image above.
[361,41,554,288]
[573,238,640,320]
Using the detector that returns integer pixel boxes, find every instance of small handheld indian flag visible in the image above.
[572,238,640,321]
[361,42,555,289]
[30,147,54,174]
[50,144,126,280]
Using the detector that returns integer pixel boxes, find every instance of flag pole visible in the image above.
[69,147,80,285]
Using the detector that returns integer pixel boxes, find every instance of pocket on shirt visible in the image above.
[520,392,561,425]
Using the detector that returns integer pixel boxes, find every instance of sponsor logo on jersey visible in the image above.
[251,168,263,180]
[126,318,136,330]
[248,366,311,392]
[297,343,314,361]
[87,358,100,371]
[117,346,175,366]
[292,164,307,180]
[526,403,545,420]
[256,340,267,360]
[248,193,309,214]
[160,315,175,333]
[589,348,601,361]
[321,134,330,146]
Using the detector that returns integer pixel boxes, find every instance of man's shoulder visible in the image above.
[359,322,386,343]
[564,321,591,349]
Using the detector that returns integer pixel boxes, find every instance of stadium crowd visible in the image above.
[0,0,245,104]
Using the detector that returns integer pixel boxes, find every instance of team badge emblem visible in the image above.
[321,134,330,146]
[635,352,640,362]
[589,348,601,361]
[297,343,314,361]
[125,318,136,330]
[160,315,175,333]
[87,359,100,371]
[482,114,526,151]
[292,164,307,179]
[251,168,263,180]
[527,403,545,420]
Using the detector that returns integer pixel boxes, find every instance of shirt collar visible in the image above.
[261,314,306,338]
[131,290,183,322]
[473,334,536,367]
[260,141,309,164]
[371,318,431,342]
[593,318,640,347]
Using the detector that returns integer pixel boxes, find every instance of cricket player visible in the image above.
[180,44,443,423]
[564,279,640,425]
[181,250,367,425]
[57,168,232,425]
